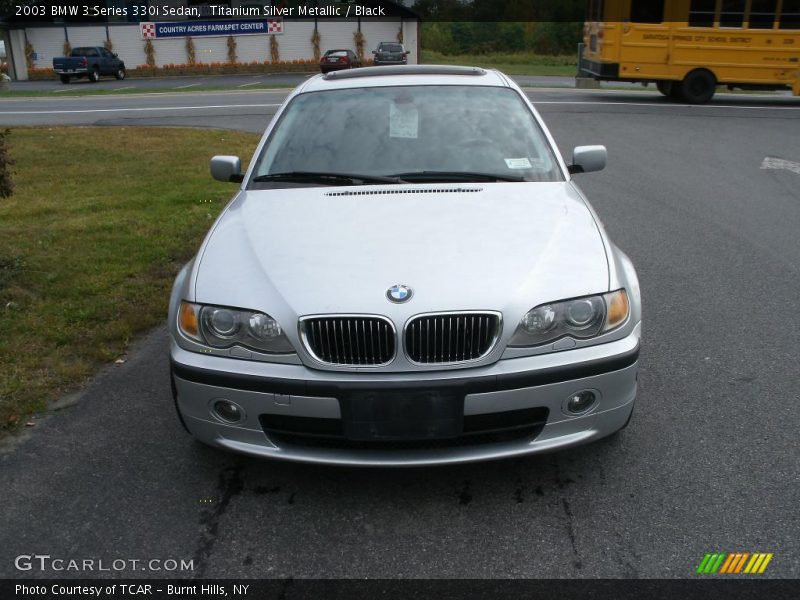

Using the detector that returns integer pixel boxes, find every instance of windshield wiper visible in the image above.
[390,171,527,183]
[252,171,406,185]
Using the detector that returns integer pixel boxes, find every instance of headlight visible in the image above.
[178,302,294,354]
[509,290,629,347]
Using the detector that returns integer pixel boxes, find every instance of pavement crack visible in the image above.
[458,481,472,506]
[561,498,582,570]
[192,463,245,577]
[514,476,525,503]
[553,460,582,570]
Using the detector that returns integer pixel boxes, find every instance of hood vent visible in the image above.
[325,187,483,197]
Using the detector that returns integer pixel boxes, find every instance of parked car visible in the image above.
[319,49,361,73]
[53,47,126,84]
[372,42,409,66]
[169,65,642,466]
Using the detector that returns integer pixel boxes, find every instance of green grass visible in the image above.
[0,83,295,98]
[421,50,578,77]
[0,127,260,432]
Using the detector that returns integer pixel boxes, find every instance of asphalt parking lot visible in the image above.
[0,86,798,579]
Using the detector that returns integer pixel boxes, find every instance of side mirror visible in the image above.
[404,50,411,55]
[113,53,118,58]
[210,155,243,183]
[569,145,606,174]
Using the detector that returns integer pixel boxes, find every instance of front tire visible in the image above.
[88,68,100,83]
[114,68,126,80]
[59,75,70,84]
[679,69,716,104]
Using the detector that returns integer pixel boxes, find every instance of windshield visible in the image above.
[250,85,563,187]
[379,44,403,52]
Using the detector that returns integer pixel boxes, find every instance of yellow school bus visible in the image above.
[580,0,800,102]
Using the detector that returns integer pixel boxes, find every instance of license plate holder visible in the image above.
[341,389,463,441]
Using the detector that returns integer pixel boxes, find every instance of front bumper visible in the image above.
[171,323,640,466]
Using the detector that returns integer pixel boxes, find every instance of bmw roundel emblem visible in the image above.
[387,284,413,303]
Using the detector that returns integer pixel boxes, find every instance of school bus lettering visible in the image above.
[580,0,800,103]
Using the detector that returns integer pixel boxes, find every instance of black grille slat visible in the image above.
[405,312,500,365]
[264,407,549,450]
[303,316,394,366]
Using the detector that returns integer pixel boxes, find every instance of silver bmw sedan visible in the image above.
[168,65,642,466]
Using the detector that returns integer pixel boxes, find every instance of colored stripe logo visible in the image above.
[697,552,773,574]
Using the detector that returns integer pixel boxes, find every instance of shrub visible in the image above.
[103,38,114,53]
[27,67,57,81]
[144,39,155,67]
[128,60,318,78]
[24,40,35,69]
[185,37,196,65]
[0,129,15,199]
[311,29,321,61]
[226,36,237,64]
[354,31,365,60]
[269,35,279,62]
[63,40,72,56]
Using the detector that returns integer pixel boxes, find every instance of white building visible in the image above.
[1,1,420,80]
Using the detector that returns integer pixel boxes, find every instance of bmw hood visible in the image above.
[194,183,609,322]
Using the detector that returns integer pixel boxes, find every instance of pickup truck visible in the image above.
[53,47,126,84]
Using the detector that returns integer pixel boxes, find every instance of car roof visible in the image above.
[302,65,511,93]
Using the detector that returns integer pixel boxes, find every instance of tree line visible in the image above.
[411,1,586,55]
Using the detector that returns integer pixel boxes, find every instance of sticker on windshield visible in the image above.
[504,158,533,170]
[389,103,419,139]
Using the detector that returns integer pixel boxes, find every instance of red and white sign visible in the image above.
[140,23,156,39]
[267,19,283,34]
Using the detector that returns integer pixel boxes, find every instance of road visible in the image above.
[1,87,799,579]
[10,72,594,93]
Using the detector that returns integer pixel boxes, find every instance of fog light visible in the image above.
[212,399,245,424]
[564,390,597,415]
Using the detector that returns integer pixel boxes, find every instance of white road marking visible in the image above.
[175,83,198,89]
[0,103,283,115]
[238,82,261,87]
[761,157,800,174]
[112,87,136,92]
[533,100,800,110]
[0,90,291,106]
[531,100,800,110]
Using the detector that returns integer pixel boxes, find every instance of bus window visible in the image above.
[779,0,800,28]
[689,0,717,27]
[588,0,605,22]
[748,0,778,29]
[630,0,665,23]
[720,0,747,27]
